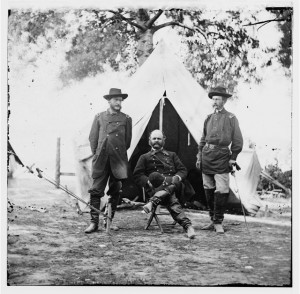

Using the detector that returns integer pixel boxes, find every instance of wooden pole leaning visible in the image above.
[106,197,112,234]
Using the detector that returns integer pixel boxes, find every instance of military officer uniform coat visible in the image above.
[89,109,132,179]
[199,108,243,174]
[133,149,194,229]
[133,149,187,188]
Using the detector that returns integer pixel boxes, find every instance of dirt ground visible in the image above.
[6,176,292,286]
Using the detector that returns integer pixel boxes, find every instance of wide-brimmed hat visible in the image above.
[103,88,128,100]
[149,172,165,188]
[149,172,173,189]
[208,86,232,99]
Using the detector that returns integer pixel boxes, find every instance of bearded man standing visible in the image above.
[85,88,132,233]
[196,86,243,234]
[133,129,196,239]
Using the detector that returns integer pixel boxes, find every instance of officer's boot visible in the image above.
[213,192,229,234]
[143,190,165,213]
[143,201,153,213]
[103,193,120,231]
[84,195,101,233]
[200,189,215,230]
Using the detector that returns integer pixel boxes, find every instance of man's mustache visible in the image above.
[152,142,162,147]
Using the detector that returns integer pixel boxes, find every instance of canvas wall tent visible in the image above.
[8,141,24,178]
[228,149,262,214]
[73,40,262,215]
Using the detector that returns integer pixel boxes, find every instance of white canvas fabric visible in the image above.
[122,40,211,158]
[73,40,262,213]
[229,149,262,214]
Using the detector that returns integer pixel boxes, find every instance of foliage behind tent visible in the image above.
[8,7,292,93]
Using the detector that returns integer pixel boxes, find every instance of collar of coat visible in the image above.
[214,108,227,114]
[150,148,169,156]
[106,108,121,115]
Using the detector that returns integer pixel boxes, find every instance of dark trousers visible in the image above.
[150,192,192,230]
[88,160,122,224]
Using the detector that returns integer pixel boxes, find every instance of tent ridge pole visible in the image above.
[159,96,165,132]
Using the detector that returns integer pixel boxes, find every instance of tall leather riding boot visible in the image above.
[151,190,168,206]
[143,190,167,213]
[103,193,120,229]
[200,189,215,230]
[213,192,229,224]
[84,194,101,233]
[205,189,215,221]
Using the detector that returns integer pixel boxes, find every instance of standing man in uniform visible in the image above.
[85,88,132,233]
[196,86,243,234]
[134,130,196,239]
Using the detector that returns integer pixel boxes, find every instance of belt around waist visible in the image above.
[205,143,229,150]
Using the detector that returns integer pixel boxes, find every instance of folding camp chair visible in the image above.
[144,204,177,233]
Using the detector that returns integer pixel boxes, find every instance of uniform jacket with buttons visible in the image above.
[89,109,132,179]
[133,149,187,188]
[198,108,243,174]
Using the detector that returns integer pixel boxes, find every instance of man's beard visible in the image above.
[112,105,121,112]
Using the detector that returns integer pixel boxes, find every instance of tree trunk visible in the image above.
[136,29,154,66]
[135,9,154,66]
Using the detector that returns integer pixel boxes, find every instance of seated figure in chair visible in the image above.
[133,130,196,239]
[143,172,176,213]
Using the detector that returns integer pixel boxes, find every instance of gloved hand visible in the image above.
[229,159,236,167]
[165,184,176,195]
[172,175,181,184]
